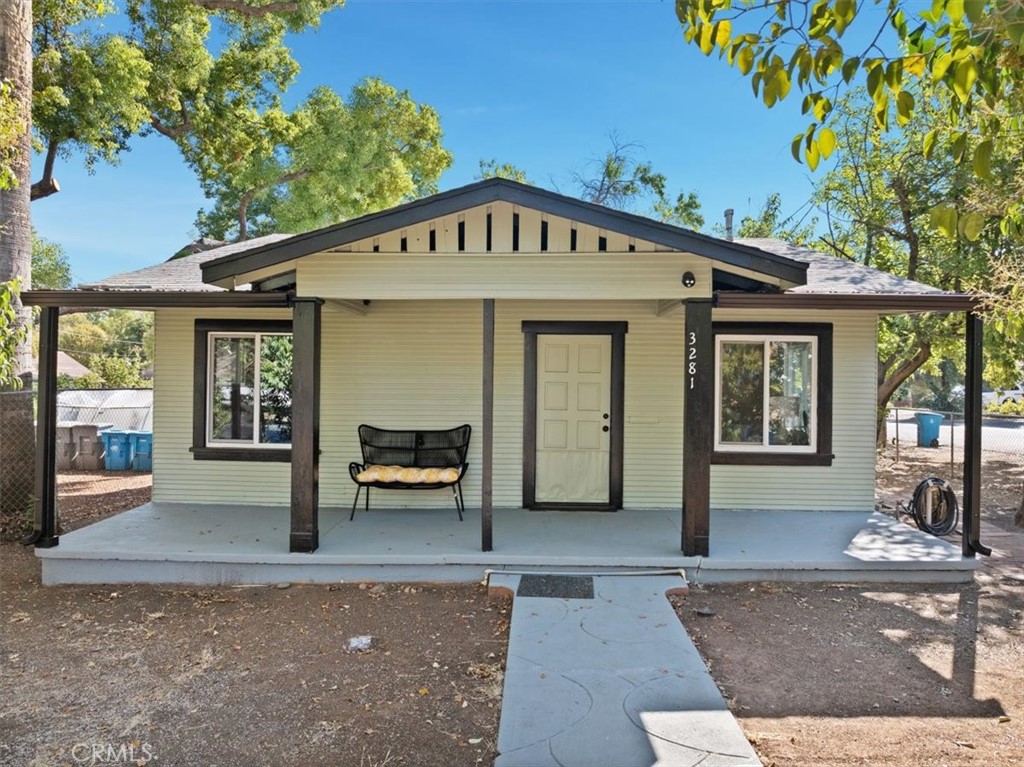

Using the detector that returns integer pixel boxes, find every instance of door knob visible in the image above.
[602,413,609,420]
[602,425,610,432]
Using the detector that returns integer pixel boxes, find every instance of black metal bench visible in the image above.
[348,424,471,520]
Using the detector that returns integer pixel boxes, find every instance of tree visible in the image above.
[673,1,1023,188]
[809,89,1024,441]
[194,80,452,240]
[0,0,33,379]
[553,135,705,229]
[28,2,452,241]
[477,158,530,184]
[31,0,152,199]
[734,192,816,243]
[31,229,71,289]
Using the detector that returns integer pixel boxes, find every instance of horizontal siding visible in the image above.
[296,252,711,300]
[710,309,878,511]
[152,304,878,513]
[152,308,293,504]
[494,300,685,509]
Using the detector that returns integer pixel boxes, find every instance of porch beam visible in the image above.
[481,298,495,552]
[30,306,60,548]
[682,298,712,556]
[325,299,368,316]
[289,297,323,553]
[656,299,684,318]
[962,312,990,557]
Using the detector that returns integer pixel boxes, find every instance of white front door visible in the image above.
[535,334,612,504]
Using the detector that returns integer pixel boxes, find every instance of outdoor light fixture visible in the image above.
[681,271,696,288]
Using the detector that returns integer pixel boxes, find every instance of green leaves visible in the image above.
[673,0,1021,194]
[0,280,27,389]
[972,138,993,179]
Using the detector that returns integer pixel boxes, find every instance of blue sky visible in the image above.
[32,0,832,285]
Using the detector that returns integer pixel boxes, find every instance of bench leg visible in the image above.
[366,485,370,511]
[350,485,362,521]
[452,482,464,521]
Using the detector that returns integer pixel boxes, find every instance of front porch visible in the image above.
[37,504,978,585]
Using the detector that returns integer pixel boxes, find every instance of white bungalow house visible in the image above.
[23,179,990,584]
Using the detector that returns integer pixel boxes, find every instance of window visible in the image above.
[712,323,833,466]
[193,320,293,461]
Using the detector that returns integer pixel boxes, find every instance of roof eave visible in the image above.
[714,292,981,312]
[199,179,810,286]
[21,290,293,310]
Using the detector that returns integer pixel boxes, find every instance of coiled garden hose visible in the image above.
[909,477,960,537]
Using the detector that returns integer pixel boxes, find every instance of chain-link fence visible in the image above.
[885,407,1024,530]
[0,387,153,540]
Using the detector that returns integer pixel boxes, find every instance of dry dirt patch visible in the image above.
[674,576,1024,767]
[0,544,508,766]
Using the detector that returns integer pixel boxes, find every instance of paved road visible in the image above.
[886,413,1024,456]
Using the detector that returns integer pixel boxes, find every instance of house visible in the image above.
[22,179,990,581]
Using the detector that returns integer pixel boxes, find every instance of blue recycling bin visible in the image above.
[130,431,153,471]
[99,430,132,471]
[915,412,944,447]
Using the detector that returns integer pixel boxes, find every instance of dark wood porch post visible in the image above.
[290,297,323,553]
[32,306,60,547]
[962,311,990,557]
[682,298,712,556]
[481,299,495,552]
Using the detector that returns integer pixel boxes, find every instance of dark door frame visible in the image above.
[522,320,627,511]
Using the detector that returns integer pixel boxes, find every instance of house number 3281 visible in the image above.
[687,332,697,390]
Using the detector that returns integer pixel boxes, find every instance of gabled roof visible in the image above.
[198,178,810,285]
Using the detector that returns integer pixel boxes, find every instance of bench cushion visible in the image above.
[356,465,460,484]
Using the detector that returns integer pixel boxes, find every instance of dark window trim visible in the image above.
[710,321,833,467]
[193,319,293,462]
[522,320,628,510]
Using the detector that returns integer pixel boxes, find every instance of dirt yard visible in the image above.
[0,544,507,766]
[2,456,1021,766]
[876,443,1023,533]
[673,571,1024,767]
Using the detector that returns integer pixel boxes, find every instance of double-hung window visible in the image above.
[712,323,833,466]
[193,320,293,461]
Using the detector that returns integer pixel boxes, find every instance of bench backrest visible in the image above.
[358,424,471,468]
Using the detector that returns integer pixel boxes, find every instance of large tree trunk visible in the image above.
[0,0,33,371]
[876,340,932,446]
[0,0,36,527]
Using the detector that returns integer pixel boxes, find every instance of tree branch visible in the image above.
[30,139,60,200]
[190,1,299,16]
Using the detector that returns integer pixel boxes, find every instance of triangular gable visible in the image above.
[200,179,809,286]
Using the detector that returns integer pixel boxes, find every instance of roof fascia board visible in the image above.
[714,292,979,312]
[22,290,293,309]
[201,183,503,283]
[200,180,808,286]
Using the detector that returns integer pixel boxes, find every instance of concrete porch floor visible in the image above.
[36,503,978,585]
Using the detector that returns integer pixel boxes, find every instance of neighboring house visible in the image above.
[22,179,990,559]
[28,351,93,381]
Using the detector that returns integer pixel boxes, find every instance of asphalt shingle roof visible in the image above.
[85,232,950,300]
[736,238,949,296]
[82,234,291,292]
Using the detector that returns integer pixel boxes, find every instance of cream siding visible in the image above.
[152,303,878,513]
[152,308,293,504]
[295,252,711,301]
[710,309,879,511]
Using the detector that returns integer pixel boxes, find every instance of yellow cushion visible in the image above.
[357,465,460,484]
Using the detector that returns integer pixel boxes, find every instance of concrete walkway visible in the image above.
[489,573,761,767]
